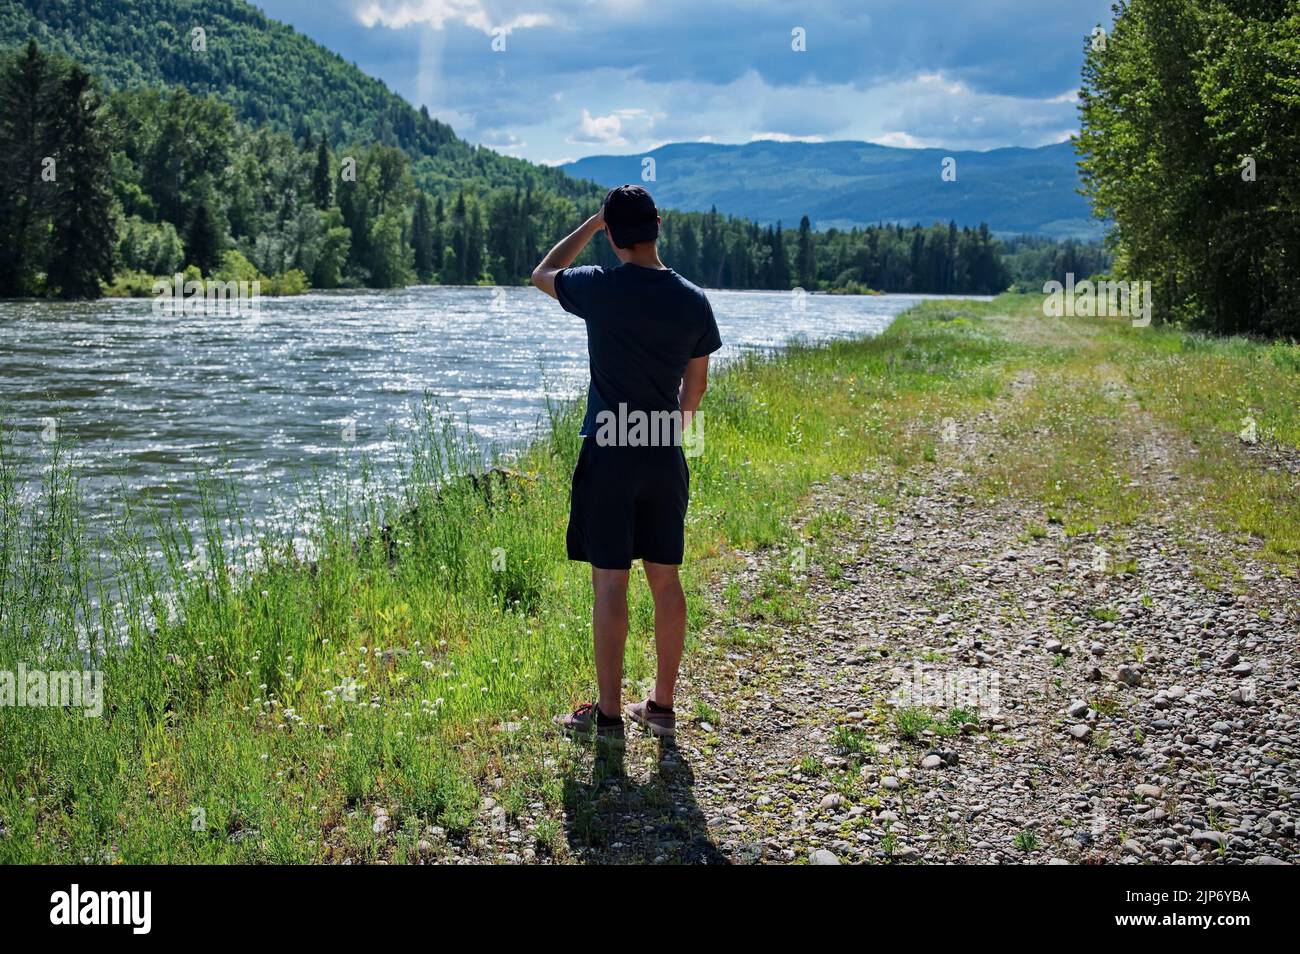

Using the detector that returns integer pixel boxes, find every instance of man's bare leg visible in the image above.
[592,567,630,717]
[642,561,686,708]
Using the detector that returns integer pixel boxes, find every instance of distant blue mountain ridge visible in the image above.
[562,139,1103,240]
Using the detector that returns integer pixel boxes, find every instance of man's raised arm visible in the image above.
[531,211,604,299]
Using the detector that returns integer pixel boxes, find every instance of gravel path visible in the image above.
[402,334,1297,866]
[543,365,1299,865]
[661,470,1297,864]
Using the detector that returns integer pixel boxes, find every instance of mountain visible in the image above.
[0,0,598,201]
[562,139,1102,240]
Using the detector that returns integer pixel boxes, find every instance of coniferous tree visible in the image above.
[769,222,791,290]
[675,220,700,283]
[0,40,53,296]
[796,215,817,290]
[312,136,333,209]
[411,192,435,282]
[465,201,486,283]
[45,65,116,298]
[185,199,222,275]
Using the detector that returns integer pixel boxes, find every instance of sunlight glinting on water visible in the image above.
[1,285,985,537]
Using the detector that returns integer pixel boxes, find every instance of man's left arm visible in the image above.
[531,212,604,299]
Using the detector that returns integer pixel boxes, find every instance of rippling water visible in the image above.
[1,285,980,535]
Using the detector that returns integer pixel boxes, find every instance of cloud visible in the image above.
[872,131,927,149]
[258,1,1117,160]
[570,108,655,146]
[355,0,551,33]
[750,132,825,143]
[574,108,625,145]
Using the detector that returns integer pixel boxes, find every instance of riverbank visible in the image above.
[1,294,1296,863]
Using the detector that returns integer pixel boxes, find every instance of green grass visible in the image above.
[2,293,1295,862]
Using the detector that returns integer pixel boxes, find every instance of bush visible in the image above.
[265,269,310,296]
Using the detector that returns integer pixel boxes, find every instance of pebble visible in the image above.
[1190,830,1229,848]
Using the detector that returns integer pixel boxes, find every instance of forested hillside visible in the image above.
[565,139,1101,240]
[0,0,594,199]
[0,0,1077,298]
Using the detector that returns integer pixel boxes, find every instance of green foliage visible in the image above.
[0,40,116,297]
[1002,234,1112,291]
[118,215,184,275]
[893,706,933,741]
[1078,0,1300,336]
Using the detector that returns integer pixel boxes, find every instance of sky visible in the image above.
[256,0,1116,165]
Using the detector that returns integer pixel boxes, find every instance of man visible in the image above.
[532,184,721,745]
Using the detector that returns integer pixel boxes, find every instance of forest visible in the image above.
[1078,0,1300,336]
[0,41,1030,299]
[0,41,1029,298]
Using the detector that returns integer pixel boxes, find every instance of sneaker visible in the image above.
[554,702,625,745]
[625,698,677,737]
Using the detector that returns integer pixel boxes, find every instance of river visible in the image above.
[0,285,982,538]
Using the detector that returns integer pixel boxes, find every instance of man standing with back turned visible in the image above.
[532,185,721,746]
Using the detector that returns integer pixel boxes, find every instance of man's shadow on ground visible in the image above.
[561,735,729,864]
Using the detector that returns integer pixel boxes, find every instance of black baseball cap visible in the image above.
[602,184,659,248]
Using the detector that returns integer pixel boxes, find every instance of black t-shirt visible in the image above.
[555,263,722,437]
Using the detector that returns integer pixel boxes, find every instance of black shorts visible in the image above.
[566,437,690,570]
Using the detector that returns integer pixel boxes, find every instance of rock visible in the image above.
[893,845,920,861]
[1086,666,1103,683]
[1117,665,1142,687]
[882,776,900,790]
[1067,700,1089,719]
[819,793,844,810]
[920,754,943,769]
[1122,839,1146,856]
[1068,724,1092,741]
[1134,784,1164,800]
[1190,830,1229,848]
[809,848,841,865]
